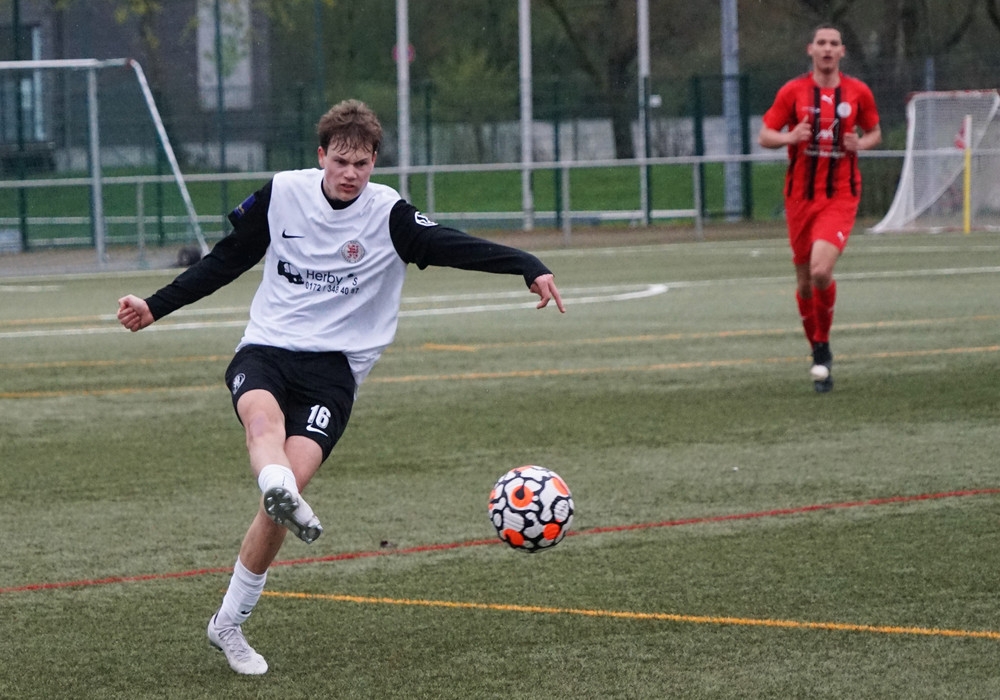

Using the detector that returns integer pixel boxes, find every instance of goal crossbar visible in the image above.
[0,58,208,259]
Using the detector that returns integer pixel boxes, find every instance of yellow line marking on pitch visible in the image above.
[403,315,1000,353]
[0,385,218,400]
[0,307,249,329]
[372,345,1000,383]
[261,591,1000,641]
[2,346,998,399]
[0,355,229,370]
[419,343,480,353]
[1,315,997,370]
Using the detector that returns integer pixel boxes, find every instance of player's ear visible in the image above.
[317,146,326,167]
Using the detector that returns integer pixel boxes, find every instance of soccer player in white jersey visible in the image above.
[116,99,565,675]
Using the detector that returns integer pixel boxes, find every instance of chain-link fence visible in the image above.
[2,49,994,257]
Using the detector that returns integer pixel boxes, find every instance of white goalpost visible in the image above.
[873,90,1000,233]
[0,58,208,261]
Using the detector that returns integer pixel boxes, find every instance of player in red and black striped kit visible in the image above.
[759,24,881,392]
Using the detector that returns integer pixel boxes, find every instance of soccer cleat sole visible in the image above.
[813,376,834,393]
[262,487,323,544]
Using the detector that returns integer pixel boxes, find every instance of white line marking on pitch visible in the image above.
[0,285,669,338]
[0,284,62,292]
[400,284,668,316]
[2,260,999,339]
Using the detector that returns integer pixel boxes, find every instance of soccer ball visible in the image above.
[488,466,574,552]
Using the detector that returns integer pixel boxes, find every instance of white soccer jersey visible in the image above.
[144,169,552,389]
[240,170,405,384]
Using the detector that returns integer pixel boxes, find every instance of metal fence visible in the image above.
[0,48,940,263]
[0,149,910,267]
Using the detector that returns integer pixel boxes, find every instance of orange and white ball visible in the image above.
[488,466,574,552]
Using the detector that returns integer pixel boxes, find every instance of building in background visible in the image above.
[1,0,273,173]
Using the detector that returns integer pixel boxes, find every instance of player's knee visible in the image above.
[809,263,834,289]
[811,272,833,290]
[243,412,284,449]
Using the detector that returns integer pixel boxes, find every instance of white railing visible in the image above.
[0,150,904,259]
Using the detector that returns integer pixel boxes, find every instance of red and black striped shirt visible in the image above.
[762,72,879,201]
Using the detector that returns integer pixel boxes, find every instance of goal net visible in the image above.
[873,90,1000,233]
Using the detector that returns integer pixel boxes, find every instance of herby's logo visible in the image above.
[341,240,366,263]
[277,260,304,284]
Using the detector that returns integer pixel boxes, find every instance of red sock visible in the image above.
[812,281,837,344]
[796,290,817,344]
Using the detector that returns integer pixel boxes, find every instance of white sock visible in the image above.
[216,558,268,627]
[257,464,298,496]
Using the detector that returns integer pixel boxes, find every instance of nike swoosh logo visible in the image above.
[281,230,304,239]
[239,610,253,615]
[306,425,329,437]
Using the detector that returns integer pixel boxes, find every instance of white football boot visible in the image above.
[207,614,268,675]
[810,341,834,393]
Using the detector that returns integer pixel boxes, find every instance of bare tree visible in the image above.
[797,0,979,70]
[987,0,1000,30]
[538,0,638,159]
[104,0,169,91]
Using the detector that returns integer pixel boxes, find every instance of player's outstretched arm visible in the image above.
[117,294,155,332]
[530,273,566,313]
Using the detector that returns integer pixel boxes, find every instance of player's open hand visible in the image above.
[117,294,154,332]
[529,274,566,313]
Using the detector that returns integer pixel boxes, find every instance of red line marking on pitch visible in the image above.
[0,566,235,594]
[1,488,997,596]
[571,488,1000,537]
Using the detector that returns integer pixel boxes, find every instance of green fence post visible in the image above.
[690,75,707,219]
[552,79,562,230]
[424,79,435,216]
[740,74,753,220]
[13,0,29,251]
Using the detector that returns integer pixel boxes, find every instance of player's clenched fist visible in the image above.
[117,294,154,332]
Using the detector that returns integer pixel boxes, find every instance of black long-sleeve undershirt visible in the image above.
[146,180,551,321]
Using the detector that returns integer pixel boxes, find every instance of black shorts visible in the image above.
[224,344,356,462]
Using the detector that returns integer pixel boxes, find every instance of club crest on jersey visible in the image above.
[414,211,438,227]
[341,240,365,263]
[837,102,852,118]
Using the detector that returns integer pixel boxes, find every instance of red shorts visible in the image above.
[784,196,859,266]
